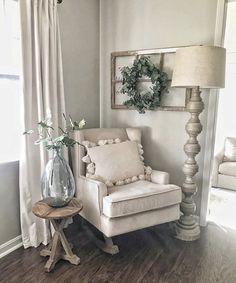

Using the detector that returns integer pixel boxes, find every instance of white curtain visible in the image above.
[19,0,66,248]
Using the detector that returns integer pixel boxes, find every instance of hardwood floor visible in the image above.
[1,218,236,283]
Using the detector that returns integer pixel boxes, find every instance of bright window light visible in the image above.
[0,0,21,163]
[209,1,236,230]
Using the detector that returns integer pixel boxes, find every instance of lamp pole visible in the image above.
[175,86,203,241]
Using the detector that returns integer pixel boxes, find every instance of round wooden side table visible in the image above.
[32,198,83,272]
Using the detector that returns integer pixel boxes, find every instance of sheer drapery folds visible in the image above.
[19,0,66,248]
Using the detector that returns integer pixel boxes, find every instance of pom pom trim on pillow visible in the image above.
[82,138,152,187]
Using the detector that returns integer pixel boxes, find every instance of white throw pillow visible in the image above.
[224,137,236,162]
[87,140,144,183]
[81,139,152,187]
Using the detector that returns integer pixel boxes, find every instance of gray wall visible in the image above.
[0,162,20,245]
[58,0,100,128]
[100,0,217,213]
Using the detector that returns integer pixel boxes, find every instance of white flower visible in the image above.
[78,119,86,129]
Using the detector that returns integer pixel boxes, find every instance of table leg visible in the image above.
[40,218,80,272]
[51,219,80,265]
[40,240,53,257]
[44,231,61,272]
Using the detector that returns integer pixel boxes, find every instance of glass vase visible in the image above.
[41,148,75,207]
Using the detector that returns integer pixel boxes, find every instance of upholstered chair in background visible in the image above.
[212,137,236,191]
[72,128,181,254]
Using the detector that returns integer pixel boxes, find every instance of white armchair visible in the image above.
[212,137,236,191]
[72,128,181,254]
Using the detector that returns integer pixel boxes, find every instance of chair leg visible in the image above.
[96,234,119,255]
[83,224,119,255]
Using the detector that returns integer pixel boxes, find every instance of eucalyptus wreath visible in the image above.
[120,55,169,114]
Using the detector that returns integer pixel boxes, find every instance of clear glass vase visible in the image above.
[41,148,75,207]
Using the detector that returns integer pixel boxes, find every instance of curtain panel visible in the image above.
[19,0,66,248]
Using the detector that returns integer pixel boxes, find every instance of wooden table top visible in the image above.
[32,198,83,220]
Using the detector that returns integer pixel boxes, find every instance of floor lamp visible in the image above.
[171,46,226,241]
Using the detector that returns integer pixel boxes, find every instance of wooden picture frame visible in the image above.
[111,47,191,111]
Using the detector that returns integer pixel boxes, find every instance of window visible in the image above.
[0,0,21,162]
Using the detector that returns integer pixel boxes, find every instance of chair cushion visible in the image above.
[103,180,181,218]
[219,162,236,177]
[86,140,145,185]
[224,137,236,161]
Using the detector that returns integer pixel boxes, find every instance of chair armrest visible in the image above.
[77,176,108,214]
[151,170,170,185]
[211,150,225,186]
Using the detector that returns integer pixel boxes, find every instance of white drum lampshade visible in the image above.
[171,46,226,89]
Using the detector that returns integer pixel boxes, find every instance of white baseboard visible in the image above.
[0,235,22,259]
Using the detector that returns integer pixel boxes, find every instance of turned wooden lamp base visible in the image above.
[33,198,82,272]
[175,220,200,242]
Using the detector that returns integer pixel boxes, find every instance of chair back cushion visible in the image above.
[81,128,129,143]
[224,137,236,162]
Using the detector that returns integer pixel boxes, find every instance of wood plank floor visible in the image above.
[1,219,236,283]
